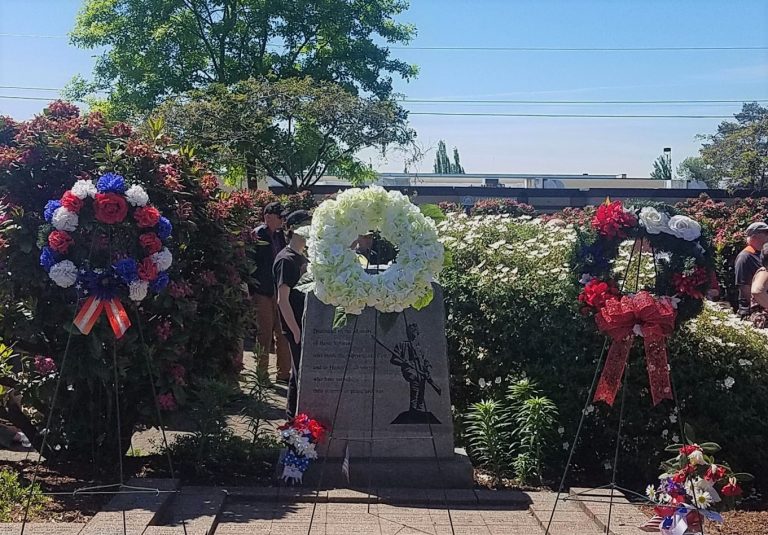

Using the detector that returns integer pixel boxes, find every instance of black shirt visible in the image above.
[249,224,286,297]
[735,246,761,307]
[273,246,308,335]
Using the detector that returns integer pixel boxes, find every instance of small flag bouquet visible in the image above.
[278,413,326,484]
[641,436,753,534]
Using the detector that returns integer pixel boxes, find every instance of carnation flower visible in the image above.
[51,207,78,231]
[43,200,61,223]
[48,230,74,254]
[151,247,173,271]
[138,257,159,281]
[128,280,149,301]
[39,246,57,272]
[96,172,127,194]
[139,232,163,254]
[150,271,170,293]
[60,191,83,213]
[93,192,128,224]
[71,179,97,199]
[49,260,78,288]
[125,184,149,207]
[157,217,173,241]
[114,258,139,284]
[134,205,161,228]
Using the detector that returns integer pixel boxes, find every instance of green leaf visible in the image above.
[699,442,722,453]
[731,472,755,482]
[665,444,684,452]
[413,286,434,311]
[332,307,349,330]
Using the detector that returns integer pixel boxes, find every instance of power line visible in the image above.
[408,111,733,119]
[390,45,768,52]
[402,98,768,105]
[2,88,764,106]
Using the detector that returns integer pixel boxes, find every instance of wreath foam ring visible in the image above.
[574,200,717,407]
[39,173,173,337]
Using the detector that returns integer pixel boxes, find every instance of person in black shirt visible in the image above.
[735,222,768,317]
[249,202,291,379]
[273,210,311,417]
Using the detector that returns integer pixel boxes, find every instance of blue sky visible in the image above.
[1,0,767,177]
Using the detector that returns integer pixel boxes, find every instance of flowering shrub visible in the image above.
[676,194,768,305]
[438,213,768,490]
[0,103,258,460]
[471,198,536,217]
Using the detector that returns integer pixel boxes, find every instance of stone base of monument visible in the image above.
[298,286,474,490]
[300,448,474,489]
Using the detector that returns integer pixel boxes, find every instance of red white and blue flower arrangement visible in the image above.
[278,413,326,484]
[39,173,173,338]
[641,438,753,534]
[574,200,716,407]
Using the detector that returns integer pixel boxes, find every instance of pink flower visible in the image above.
[155,320,172,342]
[199,270,217,287]
[169,364,186,386]
[168,280,194,299]
[34,355,57,375]
[157,392,177,411]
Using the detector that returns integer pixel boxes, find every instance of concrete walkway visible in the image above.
[1,484,652,535]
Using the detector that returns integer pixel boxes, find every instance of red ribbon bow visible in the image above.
[74,296,132,339]
[594,291,676,406]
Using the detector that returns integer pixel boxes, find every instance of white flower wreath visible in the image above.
[307,186,444,315]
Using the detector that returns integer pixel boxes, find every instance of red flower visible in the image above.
[48,230,74,254]
[680,444,702,456]
[134,205,161,228]
[138,257,159,281]
[705,464,727,482]
[139,232,163,254]
[672,267,709,299]
[591,200,637,239]
[60,191,83,213]
[578,278,620,311]
[721,479,743,497]
[94,192,128,224]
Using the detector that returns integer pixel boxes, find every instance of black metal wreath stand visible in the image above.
[20,300,186,535]
[545,236,706,535]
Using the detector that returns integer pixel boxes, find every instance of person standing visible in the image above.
[250,202,291,380]
[735,222,768,317]
[274,210,311,417]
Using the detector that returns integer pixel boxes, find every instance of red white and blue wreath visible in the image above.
[39,173,173,338]
[574,200,716,407]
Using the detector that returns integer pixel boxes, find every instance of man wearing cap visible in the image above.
[735,222,768,317]
[273,210,311,417]
[250,202,291,380]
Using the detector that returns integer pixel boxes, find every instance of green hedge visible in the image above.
[438,213,768,490]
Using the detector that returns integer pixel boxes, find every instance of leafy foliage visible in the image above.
[0,103,259,463]
[507,381,558,486]
[433,140,465,174]
[464,400,509,485]
[650,152,673,180]
[439,213,768,490]
[71,0,417,117]
[677,156,720,188]
[158,78,414,190]
[0,469,48,522]
[699,102,768,189]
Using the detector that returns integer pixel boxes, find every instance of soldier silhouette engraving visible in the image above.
[374,322,442,425]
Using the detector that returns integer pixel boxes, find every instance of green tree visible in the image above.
[650,152,672,180]
[433,140,465,174]
[677,156,720,188]
[700,102,768,189]
[70,0,418,118]
[157,77,414,190]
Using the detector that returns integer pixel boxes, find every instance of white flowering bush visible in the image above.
[307,186,444,315]
[438,213,768,489]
